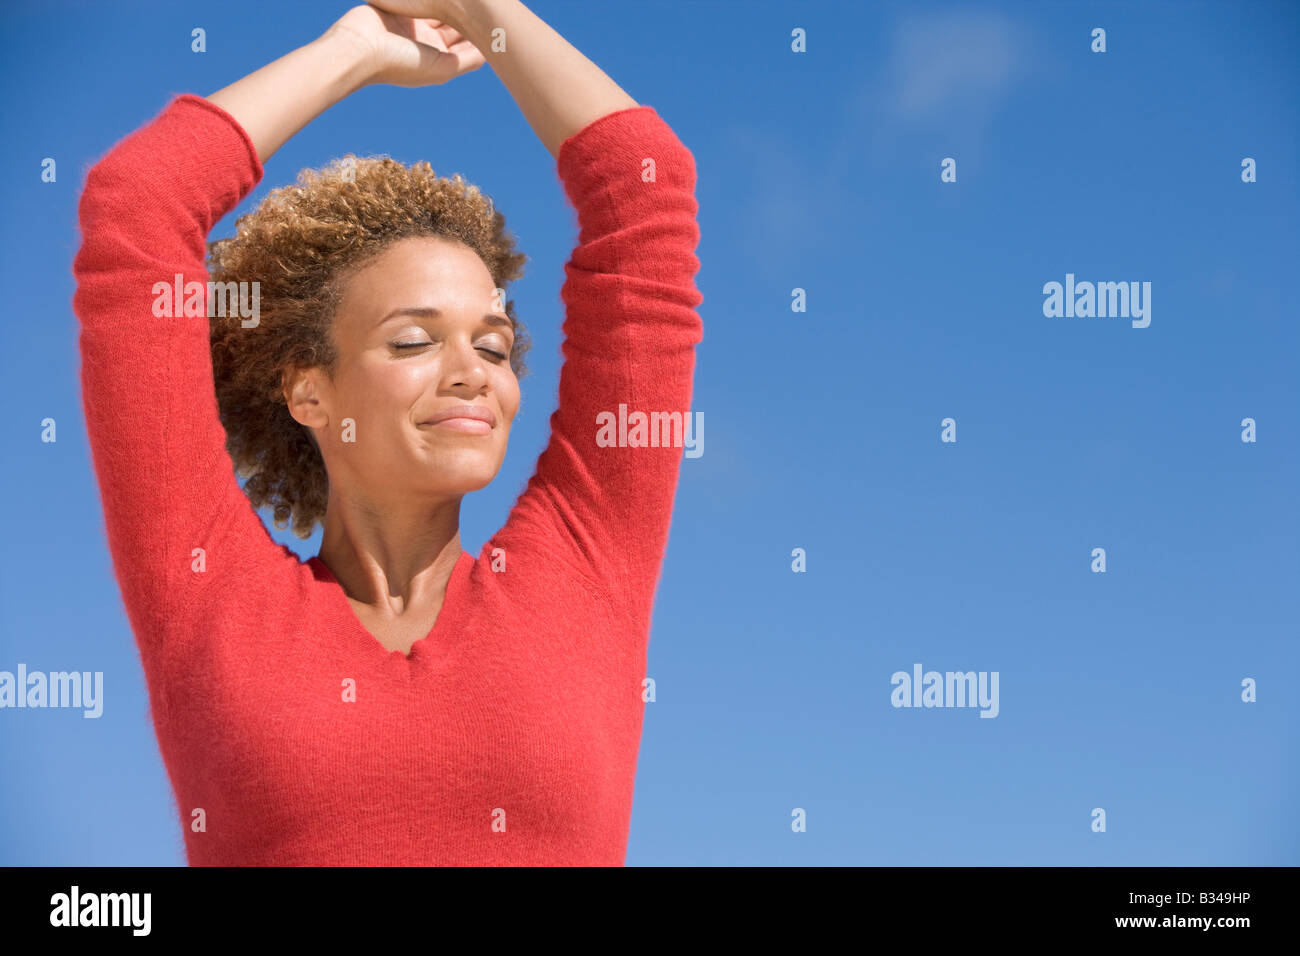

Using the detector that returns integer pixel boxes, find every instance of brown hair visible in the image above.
[207,155,530,539]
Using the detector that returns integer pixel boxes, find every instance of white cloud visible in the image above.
[719,9,1035,270]
[885,10,1026,123]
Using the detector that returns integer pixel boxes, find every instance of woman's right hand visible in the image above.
[206,4,481,161]
[325,4,485,89]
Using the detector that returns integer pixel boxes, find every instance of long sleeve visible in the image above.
[72,94,286,660]
[494,106,704,632]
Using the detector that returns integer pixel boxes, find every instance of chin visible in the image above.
[427,460,502,495]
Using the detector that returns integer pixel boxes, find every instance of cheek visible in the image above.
[342,361,426,417]
[496,373,522,423]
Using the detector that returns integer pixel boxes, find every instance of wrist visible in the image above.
[444,0,502,35]
[439,0,479,22]
[313,25,382,95]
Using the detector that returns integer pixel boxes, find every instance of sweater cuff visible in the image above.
[555,105,695,223]
[170,92,266,185]
[84,92,266,219]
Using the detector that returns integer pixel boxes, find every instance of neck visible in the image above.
[316,484,463,611]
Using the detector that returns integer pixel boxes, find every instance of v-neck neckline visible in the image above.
[307,549,473,664]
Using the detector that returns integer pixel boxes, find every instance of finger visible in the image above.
[411,20,450,51]
[432,22,467,48]
[411,19,469,54]
[446,38,486,72]
[410,39,484,84]
[418,17,463,38]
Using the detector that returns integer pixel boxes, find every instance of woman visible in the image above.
[73,0,703,866]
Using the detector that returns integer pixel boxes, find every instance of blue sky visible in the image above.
[1,0,1296,865]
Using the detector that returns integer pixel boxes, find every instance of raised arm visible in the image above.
[207,5,486,162]
[373,0,704,630]
[73,7,484,656]
[367,0,638,156]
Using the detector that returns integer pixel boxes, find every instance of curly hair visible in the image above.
[206,154,531,539]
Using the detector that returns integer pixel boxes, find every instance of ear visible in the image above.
[282,366,330,431]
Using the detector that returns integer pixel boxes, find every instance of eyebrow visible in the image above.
[373,306,513,331]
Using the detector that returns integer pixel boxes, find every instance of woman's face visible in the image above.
[287,235,520,503]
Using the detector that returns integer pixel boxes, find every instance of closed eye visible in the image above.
[391,341,508,361]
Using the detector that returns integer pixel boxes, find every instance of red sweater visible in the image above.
[73,94,703,866]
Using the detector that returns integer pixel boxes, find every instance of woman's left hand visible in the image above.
[325,4,486,88]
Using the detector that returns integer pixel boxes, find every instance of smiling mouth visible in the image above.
[419,417,493,435]
[418,404,497,433]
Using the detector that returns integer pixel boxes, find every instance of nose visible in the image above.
[439,334,491,392]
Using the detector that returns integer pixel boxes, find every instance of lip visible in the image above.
[419,404,497,428]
